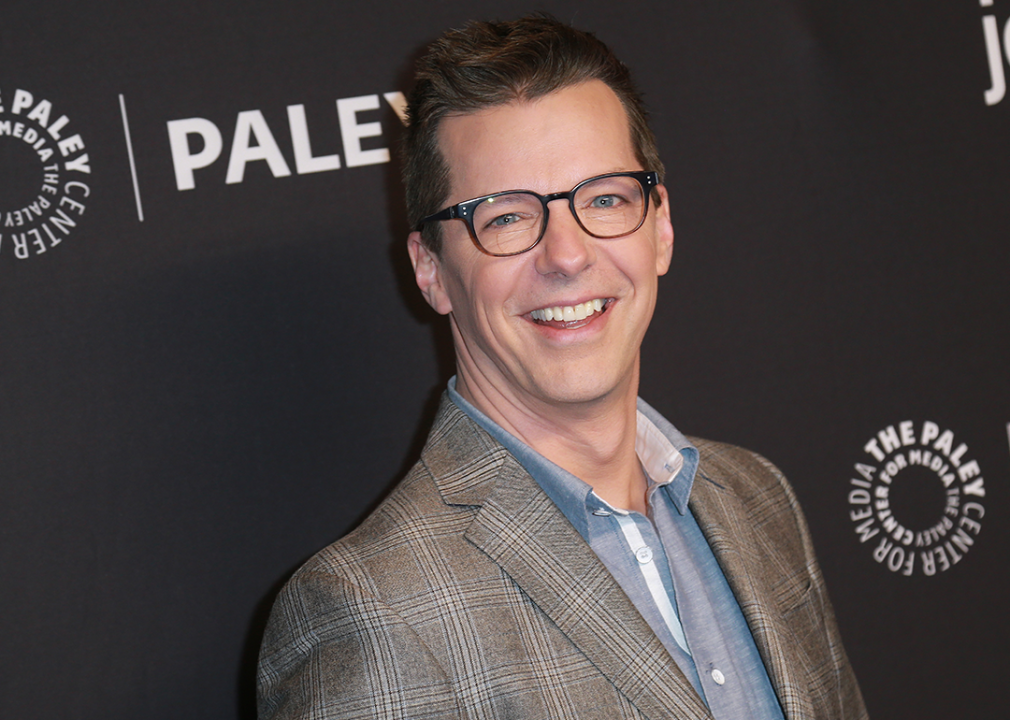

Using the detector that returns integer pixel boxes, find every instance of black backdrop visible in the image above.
[2,1,1008,718]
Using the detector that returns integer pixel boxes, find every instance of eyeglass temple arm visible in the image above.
[417,205,462,231]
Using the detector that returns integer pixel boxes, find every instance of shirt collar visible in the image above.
[635,396,699,513]
[446,378,698,532]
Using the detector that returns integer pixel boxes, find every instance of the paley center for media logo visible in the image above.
[847,420,986,576]
[1,88,91,260]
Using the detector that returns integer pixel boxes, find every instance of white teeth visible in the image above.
[530,299,607,322]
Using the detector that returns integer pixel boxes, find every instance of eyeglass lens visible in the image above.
[472,174,647,256]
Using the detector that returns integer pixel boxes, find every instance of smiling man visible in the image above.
[258,16,867,720]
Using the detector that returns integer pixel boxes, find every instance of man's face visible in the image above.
[408,80,674,415]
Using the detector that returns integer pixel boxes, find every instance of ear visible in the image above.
[652,185,675,276]
[408,231,453,315]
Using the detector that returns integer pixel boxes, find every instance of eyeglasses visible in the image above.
[418,171,659,257]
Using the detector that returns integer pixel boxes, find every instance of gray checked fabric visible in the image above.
[257,394,868,720]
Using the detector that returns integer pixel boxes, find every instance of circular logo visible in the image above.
[847,421,986,576]
[1,87,91,261]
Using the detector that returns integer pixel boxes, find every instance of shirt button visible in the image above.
[711,668,726,685]
[635,546,653,564]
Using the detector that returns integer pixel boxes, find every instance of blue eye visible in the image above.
[589,194,630,209]
[491,213,521,227]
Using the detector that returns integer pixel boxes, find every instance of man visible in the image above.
[258,16,867,720]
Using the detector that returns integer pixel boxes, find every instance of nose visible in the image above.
[533,198,595,277]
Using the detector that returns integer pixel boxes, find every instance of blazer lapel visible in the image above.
[425,398,711,720]
[689,462,817,720]
[468,464,713,720]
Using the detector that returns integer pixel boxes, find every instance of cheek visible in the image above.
[469,256,521,305]
[442,257,497,328]
[608,241,663,291]
[459,265,527,345]
[638,231,669,284]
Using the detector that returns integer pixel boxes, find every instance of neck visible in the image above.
[455,368,648,515]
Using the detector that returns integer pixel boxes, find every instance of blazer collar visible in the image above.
[423,395,712,719]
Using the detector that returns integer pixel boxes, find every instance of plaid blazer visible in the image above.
[257,395,867,719]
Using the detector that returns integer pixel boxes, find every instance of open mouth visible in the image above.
[528,298,612,327]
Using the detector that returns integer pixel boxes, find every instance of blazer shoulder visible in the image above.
[277,399,513,612]
[293,457,470,584]
[258,526,462,720]
[258,459,476,719]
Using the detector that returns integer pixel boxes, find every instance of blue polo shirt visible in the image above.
[448,380,784,720]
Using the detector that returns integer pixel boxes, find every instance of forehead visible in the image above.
[437,80,639,202]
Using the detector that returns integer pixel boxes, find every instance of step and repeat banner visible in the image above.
[2,1,1007,718]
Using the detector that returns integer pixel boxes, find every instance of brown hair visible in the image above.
[402,14,664,254]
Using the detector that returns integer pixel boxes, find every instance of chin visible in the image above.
[527,371,625,407]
